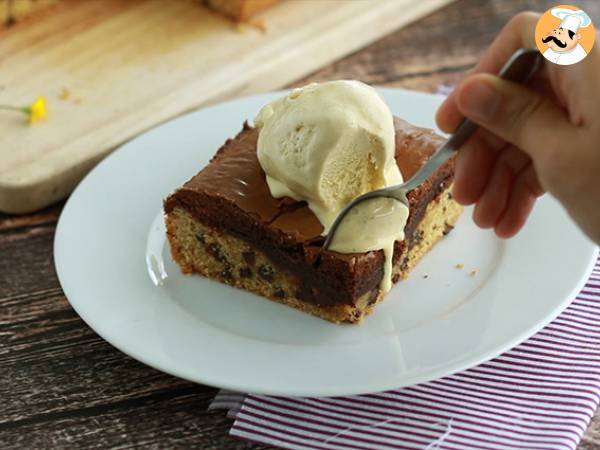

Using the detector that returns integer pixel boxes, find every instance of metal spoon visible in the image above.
[323,47,543,250]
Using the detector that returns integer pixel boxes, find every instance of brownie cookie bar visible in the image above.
[164,118,462,323]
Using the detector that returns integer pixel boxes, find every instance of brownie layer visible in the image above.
[166,188,462,323]
[164,118,455,307]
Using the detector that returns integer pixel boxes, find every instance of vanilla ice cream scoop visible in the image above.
[255,80,403,232]
[255,80,408,292]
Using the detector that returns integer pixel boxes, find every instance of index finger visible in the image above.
[436,12,541,133]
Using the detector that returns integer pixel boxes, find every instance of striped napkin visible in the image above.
[210,256,600,450]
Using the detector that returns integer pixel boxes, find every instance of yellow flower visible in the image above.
[24,96,48,124]
[0,96,48,125]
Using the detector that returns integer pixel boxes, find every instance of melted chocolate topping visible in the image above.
[175,118,445,242]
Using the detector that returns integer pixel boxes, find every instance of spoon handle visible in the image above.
[323,48,543,250]
[399,48,543,192]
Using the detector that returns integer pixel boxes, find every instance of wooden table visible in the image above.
[2,0,599,448]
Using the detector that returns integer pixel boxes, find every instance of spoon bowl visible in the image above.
[323,48,543,250]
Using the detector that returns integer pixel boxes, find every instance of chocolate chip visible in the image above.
[443,222,455,236]
[207,243,227,263]
[258,264,275,282]
[413,230,424,244]
[392,273,400,284]
[222,265,233,281]
[242,251,256,266]
[195,232,206,244]
[273,287,286,299]
[367,290,378,306]
[239,267,253,278]
[400,260,409,272]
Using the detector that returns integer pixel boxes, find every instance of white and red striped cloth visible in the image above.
[210,256,600,450]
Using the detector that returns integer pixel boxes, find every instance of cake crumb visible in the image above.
[59,87,71,100]
[249,18,267,33]
[469,270,477,277]
[455,263,464,269]
[59,87,82,104]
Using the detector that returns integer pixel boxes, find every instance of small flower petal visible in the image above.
[28,96,48,124]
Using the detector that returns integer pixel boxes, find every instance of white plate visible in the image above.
[55,88,598,397]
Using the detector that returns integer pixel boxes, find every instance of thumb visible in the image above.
[455,73,574,160]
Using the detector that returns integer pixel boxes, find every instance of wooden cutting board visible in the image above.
[0,0,454,214]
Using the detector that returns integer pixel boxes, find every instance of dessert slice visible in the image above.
[164,117,462,324]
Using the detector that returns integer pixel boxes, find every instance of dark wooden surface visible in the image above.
[2,0,600,448]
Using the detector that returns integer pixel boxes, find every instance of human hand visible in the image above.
[436,12,600,244]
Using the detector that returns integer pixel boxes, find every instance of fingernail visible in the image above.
[459,79,499,122]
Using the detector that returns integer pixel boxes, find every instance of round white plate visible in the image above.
[55,88,598,397]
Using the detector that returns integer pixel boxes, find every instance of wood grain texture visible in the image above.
[0,0,452,214]
[2,0,600,449]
